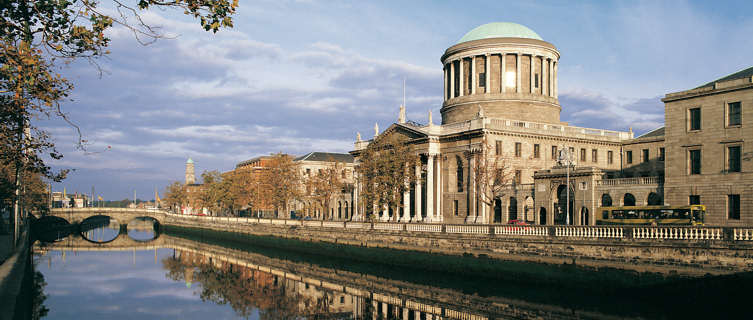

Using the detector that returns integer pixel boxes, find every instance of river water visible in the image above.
[28,222,753,319]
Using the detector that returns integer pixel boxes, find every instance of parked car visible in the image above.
[507,219,528,225]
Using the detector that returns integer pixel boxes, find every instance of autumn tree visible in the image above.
[163,181,186,213]
[264,153,300,219]
[355,134,419,221]
[1,1,237,221]
[471,136,513,223]
[303,159,346,220]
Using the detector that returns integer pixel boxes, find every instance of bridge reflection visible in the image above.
[33,215,160,244]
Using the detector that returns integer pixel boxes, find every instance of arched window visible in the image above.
[344,202,349,219]
[624,193,636,206]
[338,201,342,219]
[456,156,464,192]
[601,194,613,207]
[539,207,547,225]
[647,192,662,205]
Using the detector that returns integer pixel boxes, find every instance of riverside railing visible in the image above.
[163,212,753,242]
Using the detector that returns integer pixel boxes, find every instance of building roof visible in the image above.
[636,126,665,139]
[294,152,354,163]
[697,66,753,88]
[186,157,194,164]
[458,22,543,44]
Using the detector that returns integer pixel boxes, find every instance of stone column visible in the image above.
[500,53,506,93]
[466,154,476,223]
[471,56,476,95]
[353,175,359,220]
[485,53,490,93]
[414,311,420,319]
[443,65,447,101]
[402,308,409,320]
[425,154,434,221]
[530,55,535,93]
[450,61,455,99]
[458,58,464,97]
[372,301,378,320]
[426,314,433,320]
[516,53,521,93]
[414,163,422,222]
[554,61,558,98]
[547,59,552,97]
[542,58,547,96]
[381,302,387,316]
[436,155,442,221]
[401,188,410,222]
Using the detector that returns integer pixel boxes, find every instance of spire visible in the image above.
[356,132,362,141]
[398,104,406,124]
[374,123,379,137]
[428,110,434,126]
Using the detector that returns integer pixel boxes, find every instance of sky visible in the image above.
[41,0,753,200]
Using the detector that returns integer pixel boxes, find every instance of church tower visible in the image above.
[185,158,195,184]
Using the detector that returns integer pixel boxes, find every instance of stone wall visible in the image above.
[162,214,753,275]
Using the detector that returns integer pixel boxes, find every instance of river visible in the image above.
[26,221,753,319]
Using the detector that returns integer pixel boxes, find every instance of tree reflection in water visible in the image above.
[162,250,347,319]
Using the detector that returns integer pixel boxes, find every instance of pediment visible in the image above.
[378,123,428,141]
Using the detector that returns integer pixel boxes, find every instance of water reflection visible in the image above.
[31,228,753,319]
[79,215,120,243]
[126,217,160,242]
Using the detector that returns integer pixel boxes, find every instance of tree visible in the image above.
[471,136,513,223]
[163,181,186,213]
[303,159,346,220]
[355,134,418,220]
[1,0,237,220]
[264,153,300,219]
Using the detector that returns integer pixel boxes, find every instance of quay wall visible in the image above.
[161,213,753,274]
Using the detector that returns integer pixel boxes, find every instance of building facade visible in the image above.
[350,22,752,226]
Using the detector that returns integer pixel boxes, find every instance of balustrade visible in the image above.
[734,229,753,240]
[446,225,488,234]
[162,212,743,242]
[373,223,403,231]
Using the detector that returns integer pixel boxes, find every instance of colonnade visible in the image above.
[443,52,557,101]
[372,300,444,320]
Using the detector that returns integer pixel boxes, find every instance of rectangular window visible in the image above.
[514,170,521,184]
[689,195,700,205]
[580,148,586,162]
[728,101,742,126]
[626,151,633,164]
[728,194,740,220]
[608,151,614,164]
[533,144,540,158]
[729,146,741,173]
[689,107,701,131]
[569,147,574,154]
[551,146,557,159]
[689,149,701,175]
[534,73,539,88]
[453,200,459,216]
[479,73,486,87]
[642,149,649,162]
[659,148,665,161]
[515,142,521,157]
[592,149,598,163]
[495,140,503,156]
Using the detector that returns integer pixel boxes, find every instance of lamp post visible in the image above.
[558,147,575,225]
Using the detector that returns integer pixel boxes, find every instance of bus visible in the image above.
[596,205,706,226]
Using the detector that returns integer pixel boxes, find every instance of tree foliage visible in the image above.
[472,136,512,213]
[1,0,237,212]
[355,134,418,218]
[303,159,346,219]
[264,153,301,218]
[163,180,186,212]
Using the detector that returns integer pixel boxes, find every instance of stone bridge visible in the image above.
[35,230,165,252]
[49,207,166,225]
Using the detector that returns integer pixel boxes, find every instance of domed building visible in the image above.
[351,22,639,226]
[352,22,751,226]
[440,22,562,125]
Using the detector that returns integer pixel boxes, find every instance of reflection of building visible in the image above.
[351,22,752,226]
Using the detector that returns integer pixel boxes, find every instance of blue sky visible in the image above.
[42,0,753,200]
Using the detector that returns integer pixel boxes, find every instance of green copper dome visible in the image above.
[186,157,194,164]
[458,22,543,44]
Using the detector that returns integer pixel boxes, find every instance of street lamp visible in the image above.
[557,147,576,225]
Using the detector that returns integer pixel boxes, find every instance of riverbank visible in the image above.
[0,227,31,320]
[161,214,753,275]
